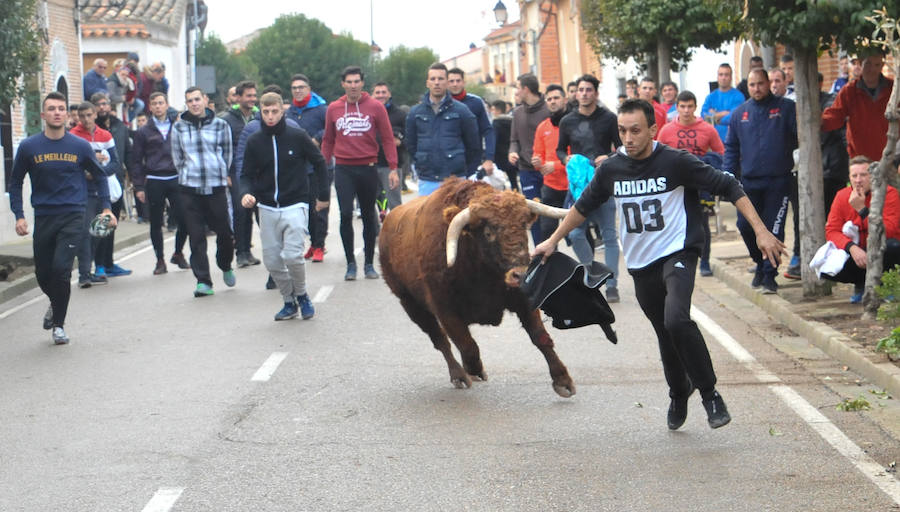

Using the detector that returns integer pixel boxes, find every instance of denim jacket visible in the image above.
[406,92,480,181]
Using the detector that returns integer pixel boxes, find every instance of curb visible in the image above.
[0,228,150,305]
[710,256,900,399]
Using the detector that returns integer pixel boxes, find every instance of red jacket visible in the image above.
[826,185,900,251]
[532,117,568,191]
[821,76,893,161]
[321,92,398,169]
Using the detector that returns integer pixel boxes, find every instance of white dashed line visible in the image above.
[251,352,289,382]
[312,285,333,303]
[0,295,44,320]
[141,487,184,512]
[692,305,900,505]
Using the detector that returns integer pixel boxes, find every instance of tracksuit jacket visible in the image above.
[453,90,495,167]
[723,93,798,181]
[240,117,329,209]
[822,75,894,161]
[406,92,480,181]
[171,108,232,194]
[69,123,119,197]
[236,113,301,180]
[287,92,328,143]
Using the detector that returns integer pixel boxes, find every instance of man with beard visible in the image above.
[530,84,569,241]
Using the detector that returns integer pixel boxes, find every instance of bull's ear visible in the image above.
[443,206,461,225]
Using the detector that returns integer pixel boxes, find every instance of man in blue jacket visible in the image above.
[724,69,798,294]
[448,68,495,176]
[406,63,480,196]
[287,73,331,263]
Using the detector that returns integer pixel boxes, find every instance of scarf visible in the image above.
[292,95,311,109]
[451,90,467,101]
[550,108,566,127]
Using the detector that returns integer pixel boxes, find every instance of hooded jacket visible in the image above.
[241,116,329,209]
[130,110,179,189]
[405,92,480,181]
[321,92,398,169]
[723,93,797,181]
[287,91,328,143]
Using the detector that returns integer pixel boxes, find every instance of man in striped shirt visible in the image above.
[171,86,236,297]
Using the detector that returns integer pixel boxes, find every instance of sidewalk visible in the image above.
[0,218,150,305]
[708,202,900,398]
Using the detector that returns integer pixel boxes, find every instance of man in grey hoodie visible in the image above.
[508,72,549,242]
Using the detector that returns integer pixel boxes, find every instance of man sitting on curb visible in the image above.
[819,156,900,303]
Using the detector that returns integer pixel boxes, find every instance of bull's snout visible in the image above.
[504,266,528,287]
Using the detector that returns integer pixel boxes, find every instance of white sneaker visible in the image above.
[51,326,69,345]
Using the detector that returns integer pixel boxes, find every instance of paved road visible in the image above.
[2,212,900,511]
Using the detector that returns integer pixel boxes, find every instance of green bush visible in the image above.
[877,327,900,360]
[876,264,900,321]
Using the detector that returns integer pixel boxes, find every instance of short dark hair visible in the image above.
[545,84,565,97]
[618,98,656,128]
[768,67,785,80]
[567,81,577,89]
[373,81,390,89]
[849,155,873,167]
[750,56,764,64]
[290,74,310,85]
[780,54,794,64]
[341,66,364,82]
[184,86,204,97]
[77,101,96,112]
[517,73,540,95]
[676,90,697,104]
[625,78,638,87]
[575,74,599,92]
[719,62,732,69]
[751,68,770,82]
[640,76,656,85]
[428,62,448,78]
[43,91,67,109]
[149,91,167,103]
[660,81,678,91]
[135,111,148,118]
[261,84,283,96]
[491,100,507,113]
[235,80,257,96]
[448,67,465,79]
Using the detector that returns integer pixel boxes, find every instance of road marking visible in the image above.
[692,305,900,506]
[252,352,288,382]
[141,487,184,512]
[0,295,44,320]
[312,285,333,303]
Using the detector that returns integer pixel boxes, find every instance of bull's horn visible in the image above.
[446,207,472,267]
[527,200,569,218]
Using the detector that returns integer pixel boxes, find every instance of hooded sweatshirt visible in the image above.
[321,92,398,169]
[509,98,550,171]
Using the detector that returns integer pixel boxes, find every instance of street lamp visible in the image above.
[493,1,508,25]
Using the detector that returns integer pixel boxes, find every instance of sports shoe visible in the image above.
[193,283,214,297]
[223,269,236,287]
[297,293,315,319]
[311,247,325,262]
[750,267,763,289]
[364,264,379,279]
[274,301,299,321]
[90,273,108,285]
[245,252,260,265]
[699,259,713,277]
[107,264,132,277]
[171,253,191,269]
[95,266,107,278]
[761,275,778,294]
[667,395,690,430]
[265,275,277,290]
[702,391,731,429]
[78,276,92,288]
[783,264,801,280]
[43,306,53,330]
[850,283,864,304]
[789,254,800,268]
[236,252,249,268]
[606,286,620,303]
[153,258,167,275]
[304,246,315,260]
[51,326,69,345]
[345,262,358,281]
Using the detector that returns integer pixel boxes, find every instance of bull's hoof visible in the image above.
[450,368,473,389]
[468,370,488,382]
[552,380,576,398]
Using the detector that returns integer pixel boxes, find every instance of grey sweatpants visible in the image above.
[376,166,402,210]
[259,206,310,303]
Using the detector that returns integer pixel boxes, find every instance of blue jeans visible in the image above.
[518,169,544,244]
[570,197,618,289]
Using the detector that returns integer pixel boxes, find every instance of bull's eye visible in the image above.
[483,225,496,242]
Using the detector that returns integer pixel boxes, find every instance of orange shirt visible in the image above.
[532,117,568,191]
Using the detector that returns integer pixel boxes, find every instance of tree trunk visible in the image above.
[646,53,659,86]
[794,47,829,296]
[656,37,671,85]
[862,69,900,318]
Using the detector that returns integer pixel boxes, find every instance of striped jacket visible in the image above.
[69,123,118,197]
[171,108,232,194]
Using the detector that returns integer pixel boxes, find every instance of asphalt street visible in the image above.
[2,207,900,511]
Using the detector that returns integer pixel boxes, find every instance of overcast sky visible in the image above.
[205,0,520,60]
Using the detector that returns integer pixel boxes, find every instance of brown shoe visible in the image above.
[153,258,167,275]
[170,252,191,269]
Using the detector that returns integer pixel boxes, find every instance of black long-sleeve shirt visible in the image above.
[556,106,621,163]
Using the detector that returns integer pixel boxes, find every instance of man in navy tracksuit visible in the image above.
[724,68,798,293]
[447,68,495,176]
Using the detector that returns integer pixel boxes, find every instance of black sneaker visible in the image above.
[750,268,764,289]
[170,253,191,269]
[265,275,277,290]
[668,396,690,430]
[761,275,778,294]
[78,276,92,289]
[246,252,261,265]
[702,391,731,429]
[606,286,620,303]
[90,273,108,285]
[783,264,801,280]
[236,252,250,268]
[42,306,53,330]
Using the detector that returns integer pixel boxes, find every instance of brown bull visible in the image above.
[378,178,575,397]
